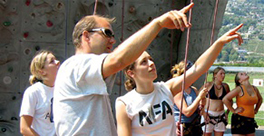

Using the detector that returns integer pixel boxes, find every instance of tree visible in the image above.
[219,51,229,62]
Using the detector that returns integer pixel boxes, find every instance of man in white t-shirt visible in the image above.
[53,3,194,136]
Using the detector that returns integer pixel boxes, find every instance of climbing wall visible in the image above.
[0,0,227,135]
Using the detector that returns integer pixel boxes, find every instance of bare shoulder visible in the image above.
[232,86,243,96]
[222,82,229,87]
[205,82,213,89]
[222,82,230,91]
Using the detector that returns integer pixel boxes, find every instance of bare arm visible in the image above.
[20,115,39,136]
[254,86,263,114]
[115,100,132,136]
[223,83,232,115]
[222,87,244,114]
[166,24,243,96]
[174,87,207,117]
[103,3,194,78]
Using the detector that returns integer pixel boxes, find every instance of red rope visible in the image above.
[178,1,193,136]
[93,0,98,15]
[204,0,219,135]
[170,0,176,71]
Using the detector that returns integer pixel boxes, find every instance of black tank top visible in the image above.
[208,84,227,100]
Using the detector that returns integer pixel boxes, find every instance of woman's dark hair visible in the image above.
[234,72,240,87]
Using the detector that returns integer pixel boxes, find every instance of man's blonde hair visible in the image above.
[72,15,115,48]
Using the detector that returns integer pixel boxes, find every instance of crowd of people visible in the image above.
[19,2,263,136]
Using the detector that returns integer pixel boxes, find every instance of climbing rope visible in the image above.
[178,0,193,135]
[177,0,220,136]
[93,0,98,15]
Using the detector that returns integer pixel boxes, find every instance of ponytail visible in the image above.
[29,75,43,85]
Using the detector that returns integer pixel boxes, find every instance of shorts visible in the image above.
[182,116,203,136]
[201,110,226,133]
[231,114,257,134]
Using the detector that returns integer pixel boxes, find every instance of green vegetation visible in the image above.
[216,0,264,66]
[255,111,264,126]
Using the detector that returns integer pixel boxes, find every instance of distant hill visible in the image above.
[216,0,264,66]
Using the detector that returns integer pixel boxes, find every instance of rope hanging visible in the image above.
[204,0,219,135]
[93,0,98,15]
[170,0,176,70]
[178,0,193,135]
[177,0,220,136]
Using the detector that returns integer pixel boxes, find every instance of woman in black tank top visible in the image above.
[201,67,231,136]
[208,84,227,100]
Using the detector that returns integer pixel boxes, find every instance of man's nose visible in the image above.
[109,36,116,44]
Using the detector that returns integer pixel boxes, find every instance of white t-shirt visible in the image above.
[116,82,176,136]
[20,82,55,136]
[53,53,117,136]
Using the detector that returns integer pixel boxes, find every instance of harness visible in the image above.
[200,112,227,127]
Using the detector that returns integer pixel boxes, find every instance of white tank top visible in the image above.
[117,82,176,136]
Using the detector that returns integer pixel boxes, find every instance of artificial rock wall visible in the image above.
[0,0,227,135]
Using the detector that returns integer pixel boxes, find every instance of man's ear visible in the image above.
[83,31,90,40]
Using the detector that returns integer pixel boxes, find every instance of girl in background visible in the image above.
[201,67,231,136]
[223,72,263,136]
[171,60,207,136]
[20,50,60,136]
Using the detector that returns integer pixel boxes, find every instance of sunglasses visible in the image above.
[88,28,114,38]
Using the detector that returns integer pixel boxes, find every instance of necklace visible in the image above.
[214,84,222,90]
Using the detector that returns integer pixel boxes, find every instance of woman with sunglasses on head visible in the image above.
[171,60,208,136]
[115,24,243,136]
[223,72,263,136]
[19,50,60,136]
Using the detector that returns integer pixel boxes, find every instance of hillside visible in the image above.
[217,0,264,66]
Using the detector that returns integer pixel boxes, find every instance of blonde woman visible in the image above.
[19,50,60,136]
[201,67,231,136]
[171,60,207,136]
